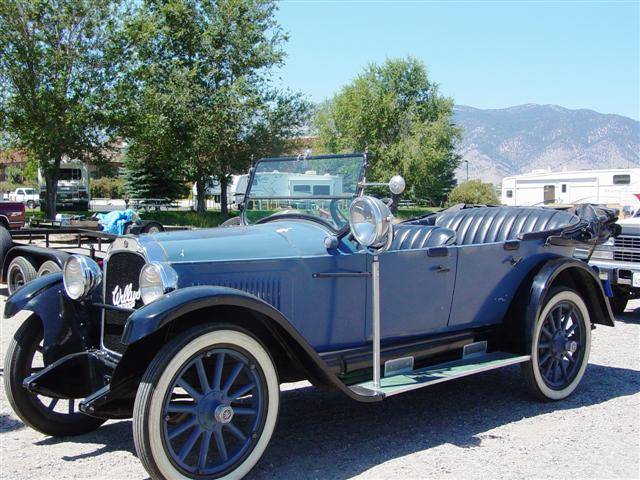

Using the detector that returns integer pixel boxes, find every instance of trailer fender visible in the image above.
[2,245,70,283]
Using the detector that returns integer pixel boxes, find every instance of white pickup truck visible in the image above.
[589,213,640,313]
[8,187,39,209]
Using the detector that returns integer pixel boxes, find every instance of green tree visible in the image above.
[446,179,499,206]
[0,0,122,218]
[118,0,308,215]
[315,57,461,206]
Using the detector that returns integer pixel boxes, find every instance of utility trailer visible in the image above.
[0,217,167,295]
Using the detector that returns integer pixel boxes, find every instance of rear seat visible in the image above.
[390,225,456,251]
[434,206,579,245]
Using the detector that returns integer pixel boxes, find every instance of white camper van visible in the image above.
[501,168,640,213]
[38,161,90,211]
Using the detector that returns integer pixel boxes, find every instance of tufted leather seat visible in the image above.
[434,206,579,245]
[390,225,457,250]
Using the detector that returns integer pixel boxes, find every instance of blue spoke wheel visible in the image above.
[522,288,591,401]
[134,327,280,480]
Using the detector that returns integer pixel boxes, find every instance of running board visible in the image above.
[349,351,530,398]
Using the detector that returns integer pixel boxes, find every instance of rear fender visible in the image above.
[504,258,614,355]
[3,272,101,364]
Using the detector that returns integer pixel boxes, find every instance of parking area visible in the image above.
[0,294,638,480]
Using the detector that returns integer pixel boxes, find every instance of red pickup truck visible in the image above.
[0,201,26,230]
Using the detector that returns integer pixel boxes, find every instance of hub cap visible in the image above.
[537,301,586,389]
[162,348,266,476]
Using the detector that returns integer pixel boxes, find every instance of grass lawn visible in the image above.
[26,206,436,229]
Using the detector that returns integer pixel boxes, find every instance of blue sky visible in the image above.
[275,1,640,120]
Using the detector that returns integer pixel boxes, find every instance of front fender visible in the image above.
[4,272,101,364]
[123,285,301,346]
[117,286,382,404]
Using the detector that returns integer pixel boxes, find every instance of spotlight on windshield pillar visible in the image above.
[389,175,406,195]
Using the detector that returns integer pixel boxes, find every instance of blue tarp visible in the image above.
[96,209,137,235]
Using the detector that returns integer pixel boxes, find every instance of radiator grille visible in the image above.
[614,235,640,250]
[102,251,146,354]
[613,235,640,263]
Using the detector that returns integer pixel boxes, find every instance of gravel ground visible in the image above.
[0,292,638,480]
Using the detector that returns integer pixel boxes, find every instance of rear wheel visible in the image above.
[7,256,37,295]
[4,315,106,436]
[26,200,35,209]
[133,326,279,480]
[522,288,591,401]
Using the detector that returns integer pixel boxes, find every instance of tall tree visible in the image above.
[315,57,461,206]
[0,0,122,217]
[118,0,309,215]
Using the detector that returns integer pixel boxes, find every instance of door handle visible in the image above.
[435,265,450,273]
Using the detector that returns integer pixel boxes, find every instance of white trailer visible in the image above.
[501,168,640,214]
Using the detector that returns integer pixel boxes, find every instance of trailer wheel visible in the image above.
[0,226,13,273]
[37,261,61,278]
[7,256,37,295]
[140,221,164,234]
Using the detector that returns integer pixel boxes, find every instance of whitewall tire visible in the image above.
[133,326,280,480]
[522,289,591,401]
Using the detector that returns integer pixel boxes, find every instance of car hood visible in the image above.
[140,220,333,263]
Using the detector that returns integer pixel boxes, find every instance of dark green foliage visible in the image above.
[0,0,123,217]
[315,57,461,205]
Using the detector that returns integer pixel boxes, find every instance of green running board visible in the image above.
[350,351,530,398]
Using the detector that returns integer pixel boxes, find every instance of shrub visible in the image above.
[91,177,125,199]
[446,180,499,206]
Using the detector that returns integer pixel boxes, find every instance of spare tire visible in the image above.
[0,226,13,273]
[37,260,62,277]
[7,256,37,295]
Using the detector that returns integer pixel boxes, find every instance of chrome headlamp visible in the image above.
[63,255,103,300]
[349,195,394,251]
[139,262,178,305]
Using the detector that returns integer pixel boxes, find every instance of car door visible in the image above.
[377,246,457,341]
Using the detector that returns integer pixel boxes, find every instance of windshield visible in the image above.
[24,189,35,194]
[243,154,364,230]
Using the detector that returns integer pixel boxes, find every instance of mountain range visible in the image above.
[453,104,640,185]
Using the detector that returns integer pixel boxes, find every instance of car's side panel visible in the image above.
[378,247,457,340]
[171,252,369,351]
[448,239,571,327]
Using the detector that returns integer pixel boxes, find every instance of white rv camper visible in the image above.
[192,171,343,207]
[501,168,640,213]
[38,160,90,211]
[192,175,248,208]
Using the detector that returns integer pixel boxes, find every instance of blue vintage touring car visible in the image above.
[4,153,618,479]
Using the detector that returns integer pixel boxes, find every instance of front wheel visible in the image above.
[133,326,280,479]
[4,315,106,436]
[522,288,591,401]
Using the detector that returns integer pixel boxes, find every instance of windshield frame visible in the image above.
[241,153,367,232]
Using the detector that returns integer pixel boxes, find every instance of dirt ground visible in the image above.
[1,293,638,480]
